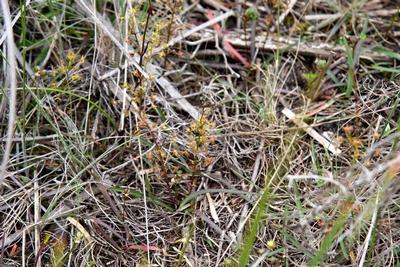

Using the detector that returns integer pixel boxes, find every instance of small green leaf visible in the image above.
[245,7,259,21]
[383,124,392,137]
[303,72,318,83]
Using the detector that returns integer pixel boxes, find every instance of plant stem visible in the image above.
[139,1,152,67]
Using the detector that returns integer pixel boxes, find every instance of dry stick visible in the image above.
[119,4,131,131]
[218,32,388,61]
[367,9,400,16]
[0,233,4,266]
[34,170,41,267]
[304,13,342,21]
[22,229,26,267]
[282,108,342,155]
[243,15,248,50]
[236,0,242,29]
[77,0,200,119]
[0,1,18,186]
[250,10,257,64]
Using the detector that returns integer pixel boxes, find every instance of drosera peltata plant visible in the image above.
[2,0,400,265]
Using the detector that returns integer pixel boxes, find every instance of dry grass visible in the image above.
[1,0,400,266]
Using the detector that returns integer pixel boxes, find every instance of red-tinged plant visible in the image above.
[206,9,251,68]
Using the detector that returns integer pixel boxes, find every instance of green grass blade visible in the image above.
[308,208,351,267]
[238,186,271,267]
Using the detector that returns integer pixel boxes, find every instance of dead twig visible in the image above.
[282,108,342,155]
[0,0,18,187]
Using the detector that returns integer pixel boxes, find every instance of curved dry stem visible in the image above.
[0,0,18,186]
